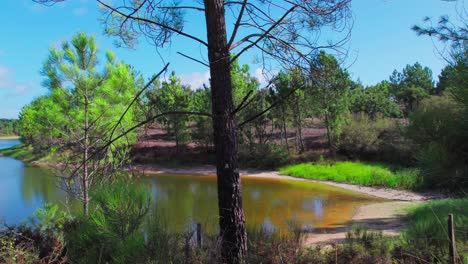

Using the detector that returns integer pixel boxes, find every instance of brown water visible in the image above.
[0,139,379,233]
[139,173,379,234]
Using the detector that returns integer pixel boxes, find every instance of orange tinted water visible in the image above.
[139,174,381,234]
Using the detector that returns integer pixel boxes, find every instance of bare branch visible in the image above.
[97,0,208,47]
[228,0,248,48]
[177,52,209,67]
[230,4,298,63]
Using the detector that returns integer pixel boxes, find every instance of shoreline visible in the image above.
[132,164,443,202]
[0,136,20,139]
[0,145,441,245]
[133,164,436,244]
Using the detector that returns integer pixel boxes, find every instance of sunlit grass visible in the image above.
[0,135,20,139]
[0,143,55,164]
[401,198,468,262]
[279,161,422,189]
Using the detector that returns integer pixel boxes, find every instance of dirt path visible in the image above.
[131,164,442,245]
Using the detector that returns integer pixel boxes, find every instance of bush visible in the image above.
[65,176,150,263]
[0,228,39,264]
[239,143,290,169]
[340,113,413,165]
[407,95,468,189]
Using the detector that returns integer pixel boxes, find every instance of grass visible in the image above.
[0,135,20,139]
[0,143,56,164]
[399,198,468,263]
[279,161,422,189]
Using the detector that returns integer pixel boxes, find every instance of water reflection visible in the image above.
[0,139,378,233]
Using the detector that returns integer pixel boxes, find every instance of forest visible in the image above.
[0,119,18,136]
[0,0,467,263]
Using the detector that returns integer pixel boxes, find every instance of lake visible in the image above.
[0,139,378,233]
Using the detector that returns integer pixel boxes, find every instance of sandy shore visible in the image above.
[132,164,444,245]
[132,164,443,201]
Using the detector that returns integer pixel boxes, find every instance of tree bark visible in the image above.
[204,1,247,263]
[83,94,90,215]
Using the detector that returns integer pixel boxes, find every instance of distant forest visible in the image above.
[0,119,19,136]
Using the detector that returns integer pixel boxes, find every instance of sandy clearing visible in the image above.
[303,201,419,245]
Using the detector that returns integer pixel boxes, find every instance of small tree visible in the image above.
[146,72,191,153]
[349,81,402,118]
[20,33,140,214]
[309,51,351,158]
[389,62,434,113]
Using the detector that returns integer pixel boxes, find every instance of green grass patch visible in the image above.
[0,135,20,139]
[400,198,468,263]
[0,143,56,164]
[279,161,422,189]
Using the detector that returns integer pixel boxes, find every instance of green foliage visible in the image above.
[341,225,393,263]
[340,113,413,164]
[0,228,39,264]
[18,32,139,152]
[389,62,434,113]
[65,177,150,263]
[407,94,467,189]
[29,203,73,237]
[239,143,290,169]
[146,71,192,152]
[406,50,468,191]
[191,86,213,148]
[309,51,351,154]
[400,198,468,263]
[349,81,402,118]
[0,119,19,136]
[280,161,422,189]
[268,68,308,153]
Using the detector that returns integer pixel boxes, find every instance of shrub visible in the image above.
[0,228,39,264]
[239,143,290,169]
[65,176,151,263]
[407,95,468,189]
[340,113,413,165]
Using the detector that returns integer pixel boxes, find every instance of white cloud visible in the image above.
[0,65,10,88]
[73,7,88,16]
[0,65,34,97]
[254,67,278,87]
[178,71,211,90]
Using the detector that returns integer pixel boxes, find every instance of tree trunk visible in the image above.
[83,95,89,215]
[281,106,289,153]
[293,96,304,153]
[324,114,336,161]
[204,1,247,263]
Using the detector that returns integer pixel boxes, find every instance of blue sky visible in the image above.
[0,0,464,119]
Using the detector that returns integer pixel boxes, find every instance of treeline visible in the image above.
[139,52,438,166]
[17,33,467,189]
[0,119,19,136]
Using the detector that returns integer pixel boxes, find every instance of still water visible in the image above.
[0,139,378,233]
